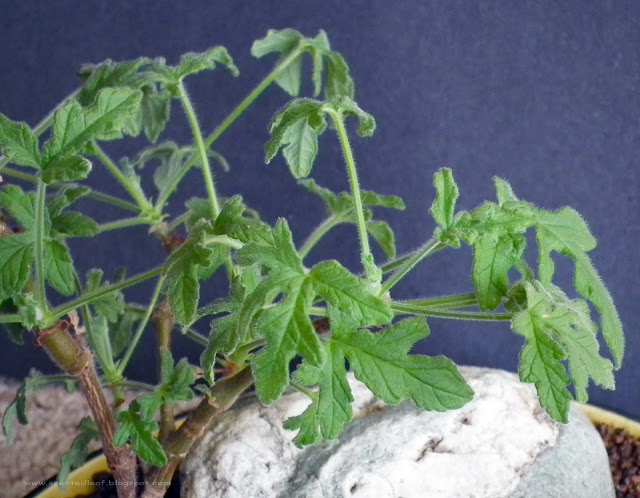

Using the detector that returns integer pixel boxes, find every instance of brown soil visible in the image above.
[596,422,640,497]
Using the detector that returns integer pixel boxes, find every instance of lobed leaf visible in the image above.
[114,401,167,466]
[0,114,41,168]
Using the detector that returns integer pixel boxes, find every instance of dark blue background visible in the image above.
[1,1,638,418]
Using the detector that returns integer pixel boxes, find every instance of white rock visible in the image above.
[181,367,614,498]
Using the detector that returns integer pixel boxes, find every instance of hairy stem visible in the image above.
[115,275,165,377]
[390,302,512,321]
[154,44,305,212]
[299,214,342,259]
[49,266,164,320]
[92,142,152,213]
[154,299,176,441]
[327,110,376,284]
[2,166,139,212]
[142,367,254,498]
[397,293,478,309]
[34,180,48,313]
[176,82,221,219]
[380,238,444,296]
[37,322,137,498]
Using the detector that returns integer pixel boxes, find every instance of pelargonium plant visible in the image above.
[0,28,623,498]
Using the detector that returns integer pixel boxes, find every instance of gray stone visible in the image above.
[181,367,614,498]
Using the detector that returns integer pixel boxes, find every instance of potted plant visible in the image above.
[0,28,631,497]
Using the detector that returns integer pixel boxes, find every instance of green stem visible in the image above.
[0,89,80,171]
[380,238,444,296]
[0,313,21,323]
[34,180,48,312]
[326,109,375,283]
[92,142,152,213]
[177,82,221,219]
[299,215,342,259]
[182,327,209,347]
[2,166,139,212]
[397,293,478,310]
[96,216,149,234]
[154,45,305,212]
[117,380,156,392]
[49,266,163,320]
[391,302,512,321]
[115,275,165,377]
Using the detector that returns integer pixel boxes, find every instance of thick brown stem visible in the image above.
[154,299,175,441]
[37,322,138,498]
[142,367,254,498]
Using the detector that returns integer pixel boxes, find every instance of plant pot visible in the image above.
[28,403,640,498]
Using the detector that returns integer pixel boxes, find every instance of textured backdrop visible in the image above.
[0,1,638,418]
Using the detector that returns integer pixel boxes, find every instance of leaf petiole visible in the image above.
[379,238,445,296]
[154,43,306,212]
[34,180,48,313]
[115,275,166,377]
[390,302,512,321]
[48,266,164,321]
[299,214,342,259]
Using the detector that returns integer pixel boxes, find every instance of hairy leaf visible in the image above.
[335,317,474,410]
[252,278,324,404]
[2,369,43,444]
[41,155,92,184]
[265,99,327,178]
[472,233,525,311]
[0,233,34,301]
[44,240,75,296]
[85,269,125,323]
[46,184,91,218]
[58,417,99,489]
[114,401,167,466]
[45,88,142,163]
[0,114,40,167]
[51,212,99,238]
[138,348,196,420]
[512,282,614,421]
[309,260,392,328]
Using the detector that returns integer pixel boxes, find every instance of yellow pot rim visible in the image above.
[31,404,640,498]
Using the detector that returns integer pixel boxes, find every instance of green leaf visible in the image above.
[252,278,325,404]
[309,260,392,328]
[366,220,397,259]
[211,196,272,245]
[44,240,75,296]
[0,114,40,167]
[0,185,36,230]
[324,51,355,99]
[46,184,91,218]
[533,207,624,367]
[512,282,614,420]
[141,89,171,143]
[51,212,99,238]
[114,401,167,466]
[163,222,224,324]
[173,46,239,81]
[282,396,321,447]
[86,315,116,375]
[472,233,526,311]
[109,310,139,358]
[265,99,327,179]
[331,96,375,137]
[251,29,354,99]
[41,155,92,184]
[334,317,474,411]
[235,218,304,277]
[15,293,42,330]
[57,417,99,489]
[77,58,151,106]
[138,348,196,420]
[0,233,34,301]
[288,342,353,445]
[45,88,142,163]
[430,168,459,242]
[2,369,43,444]
[85,269,125,323]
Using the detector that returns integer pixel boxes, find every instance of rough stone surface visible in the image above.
[181,367,615,498]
